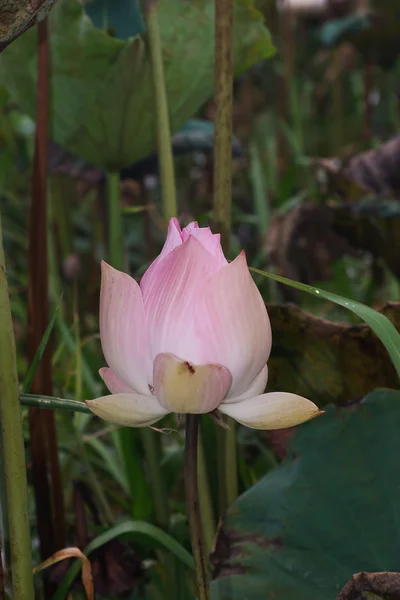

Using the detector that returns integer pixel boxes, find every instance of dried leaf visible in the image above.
[0,0,58,52]
[267,302,399,407]
[33,547,94,600]
[337,571,400,600]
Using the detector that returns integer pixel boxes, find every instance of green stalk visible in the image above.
[213,0,234,250]
[145,0,177,222]
[185,416,210,600]
[21,393,91,414]
[212,0,237,508]
[0,215,35,600]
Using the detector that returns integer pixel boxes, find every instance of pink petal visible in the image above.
[195,252,272,398]
[86,393,169,427]
[142,237,223,364]
[140,218,183,291]
[224,364,269,404]
[100,261,149,395]
[99,367,136,394]
[220,392,322,430]
[181,221,199,241]
[153,353,232,413]
[182,223,227,269]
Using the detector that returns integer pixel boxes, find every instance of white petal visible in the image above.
[220,392,323,430]
[99,367,136,394]
[153,353,232,413]
[85,393,169,427]
[100,261,149,395]
[224,364,269,404]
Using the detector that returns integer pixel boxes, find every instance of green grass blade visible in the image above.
[22,302,59,393]
[251,267,400,379]
[55,314,101,396]
[85,437,130,496]
[52,520,194,600]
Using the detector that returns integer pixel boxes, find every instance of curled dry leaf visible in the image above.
[33,547,94,600]
[332,197,400,281]
[267,302,399,407]
[337,571,400,600]
[0,0,58,52]
[266,198,400,289]
[318,135,400,199]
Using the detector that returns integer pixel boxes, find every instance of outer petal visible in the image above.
[196,252,272,398]
[85,393,169,427]
[142,237,222,364]
[100,262,149,395]
[99,367,135,394]
[153,353,232,414]
[220,392,323,430]
[224,364,269,404]
[140,218,183,291]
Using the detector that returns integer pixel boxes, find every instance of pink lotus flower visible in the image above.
[86,219,321,429]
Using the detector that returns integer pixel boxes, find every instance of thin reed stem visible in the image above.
[145,0,177,222]
[0,215,35,600]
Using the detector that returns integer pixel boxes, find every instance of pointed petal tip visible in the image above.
[168,217,182,234]
[220,392,321,431]
[85,393,169,427]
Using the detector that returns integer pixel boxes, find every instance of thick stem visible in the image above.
[0,539,4,598]
[213,0,233,250]
[28,20,65,574]
[213,0,238,509]
[0,215,35,600]
[185,415,210,600]
[145,0,177,222]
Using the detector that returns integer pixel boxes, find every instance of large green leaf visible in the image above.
[0,0,274,170]
[211,390,400,600]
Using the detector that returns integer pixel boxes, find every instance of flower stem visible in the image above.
[145,0,177,222]
[212,0,238,509]
[0,215,35,600]
[185,415,210,600]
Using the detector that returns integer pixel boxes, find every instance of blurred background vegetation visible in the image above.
[2,0,400,598]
